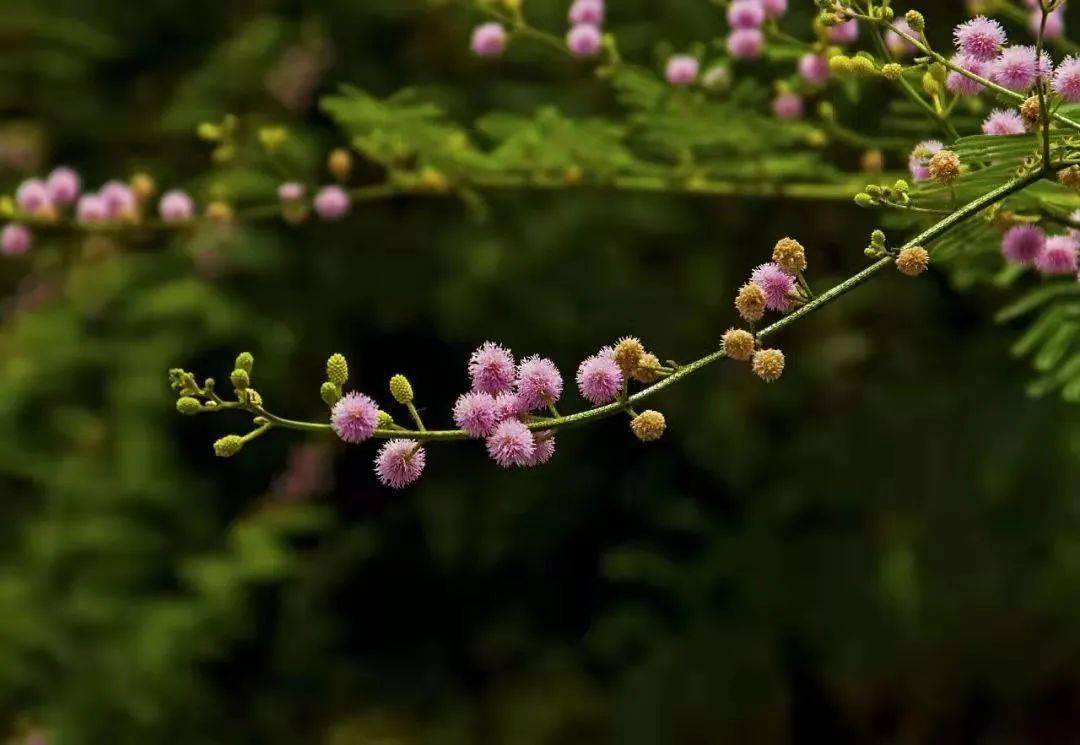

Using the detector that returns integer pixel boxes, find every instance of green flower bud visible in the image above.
[922,71,942,97]
[247,389,263,408]
[854,193,875,208]
[320,381,341,406]
[905,10,925,32]
[389,374,414,404]
[230,369,250,391]
[852,56,877,76]
[871,229,887,246]
[377,410,394,428]
[326,353,349,386]
[176,397,202,415]
[881,63,903,81]
[213,435,244,458]
[235,352,254,373]
[197,122,223,142]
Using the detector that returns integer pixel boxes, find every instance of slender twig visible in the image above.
[205,171,1048,443]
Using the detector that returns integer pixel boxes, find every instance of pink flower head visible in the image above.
[954,16,1006,61]
[278,182,306,202]
[375,439,426,488]
[760,0,786,19]
[46,167,81,204]
[1035,235,1079,275]
[772,92,804,121]
[493,391,527,422]
[576,353,623,405]
[728,0,765,30]
[76,194,108,223]
[751,262,797,311]
[1001,224,1046,266]
[665,55,699,86]
[1032,8,1065,40]
[798,53,830,85]
[0,223,31,256]
[569,0,604,26]
[1053,56,1080,102]
[728,29,764,60]
[992,45,1052,91]
[100,180,137,219]
[515,355,563,410]
[946,54,988,95]
[828,19,859,44]
[908,140,944,182]
[468,341,516,395]
[982,108,1026,135]
[15,179,50,215]
[486,419,535,468]
[471,22,507,58]
[330,391,380,444]
[527,431,556,467]
[567,23,602,58]
[453,391,499,438]
[159,190,195,223]
[886,19,918,57]
[314,185,350,220]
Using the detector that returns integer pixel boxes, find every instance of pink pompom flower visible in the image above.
[468,341,516,395]
[728,0,765,30]
[494,391,527,422]
[0,223,32,256]
[1053,56,1080,103]
[453,391,500,438]
[728,29,764,60]
[828,19,859,44]
[982,109,1026,136]
[100,180,136,218]
[515,356,563,410]
[76,194,108,223]
[567,23,602,58]
[576,352,623,405]
[1002,223,1045,264]
[46,167,81,204]
[1035,235,1079,275]
[665,55,699,86]
[15,179,50,215]
[1001,225,1046,266]
[751,262,798,312]
[798,54,830,86]
[953,16,1006,62]
[992,45,1052,92]
[527,431,556,467]
[946,54,988,96]
[278,182,306,202]
[375,439,426,488]
[486,419,535,468]
[159,190,195,223]
[908,140,944,182]
[331,392,380,444]
[760,0,786,19]
[568,0,604,26]
[772,92,804,120]
[471,22,507,58]
[314,185,350,220]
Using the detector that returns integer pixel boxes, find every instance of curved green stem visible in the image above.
[217,171,1047,444]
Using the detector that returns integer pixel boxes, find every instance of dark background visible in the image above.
[0,1,1078,743]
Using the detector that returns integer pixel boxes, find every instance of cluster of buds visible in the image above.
[906,141,963,186]
[172,335,685,490]
[854,179,912,210]
[863,229,932,277]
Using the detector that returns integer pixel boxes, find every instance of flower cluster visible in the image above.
[725,0,787,62]
[1001,223,1079,277]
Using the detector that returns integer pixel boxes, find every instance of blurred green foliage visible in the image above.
[0,1,1078,743]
